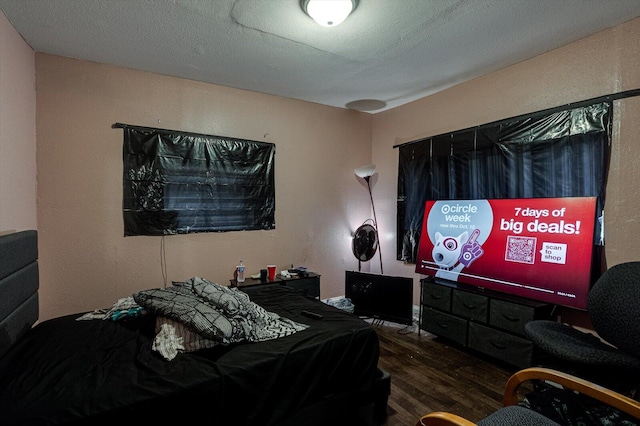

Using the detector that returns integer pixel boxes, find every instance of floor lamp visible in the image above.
[354,164,383,274]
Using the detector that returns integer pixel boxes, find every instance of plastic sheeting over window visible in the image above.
[397,102,611,264]
[120,125,275,236]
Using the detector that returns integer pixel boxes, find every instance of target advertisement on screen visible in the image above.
[415,197,597,310]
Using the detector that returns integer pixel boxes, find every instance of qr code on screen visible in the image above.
[504,235,537,264]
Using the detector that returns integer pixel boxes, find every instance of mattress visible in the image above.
[0,284,380,425]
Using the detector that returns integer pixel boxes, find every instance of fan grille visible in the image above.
[352,224,378,261]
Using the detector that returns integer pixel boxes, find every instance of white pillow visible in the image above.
[153,316,219,361]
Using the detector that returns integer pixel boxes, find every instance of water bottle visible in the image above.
[237,260,245,283]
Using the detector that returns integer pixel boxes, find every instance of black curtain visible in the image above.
[397,102,611,265]
[121,125,276,236]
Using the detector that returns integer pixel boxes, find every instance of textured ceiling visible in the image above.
[1,0,640,113]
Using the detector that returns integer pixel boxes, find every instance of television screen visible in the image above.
[414,197,597,310]
[345,271,413,326]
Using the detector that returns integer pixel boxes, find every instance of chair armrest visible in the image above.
[504,367,640,420]
[415,411,477,426]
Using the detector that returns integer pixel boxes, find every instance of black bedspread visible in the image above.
[0,285,380,425]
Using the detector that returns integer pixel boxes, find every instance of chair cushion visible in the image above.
[588,262,640,358]
[523,380,639,426]
[525,320,640,373]
[477,405,559,426]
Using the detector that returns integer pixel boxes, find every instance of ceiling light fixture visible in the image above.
[346,99,388,112]
[301,0,358,27]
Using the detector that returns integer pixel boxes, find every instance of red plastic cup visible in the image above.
[267,265,277,281]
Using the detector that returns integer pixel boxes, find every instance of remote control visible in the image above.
[301,310,323,320]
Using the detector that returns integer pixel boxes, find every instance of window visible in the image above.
[120,125,275,236]
[396,102,611,264]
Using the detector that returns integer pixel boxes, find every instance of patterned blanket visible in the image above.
[133,277,309,345]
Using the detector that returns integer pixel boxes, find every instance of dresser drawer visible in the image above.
[421,282,452,311]
[452,290,488,323]
[489,299,536,336]
[468,322,533,368]
[421,306,468,347]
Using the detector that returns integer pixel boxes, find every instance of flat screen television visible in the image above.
[345,271,414,326]
[414,197,597,310]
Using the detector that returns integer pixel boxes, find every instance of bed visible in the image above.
[0,230,388,425]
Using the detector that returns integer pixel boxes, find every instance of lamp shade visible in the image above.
[354,164,376,179]
[302,0,357,27]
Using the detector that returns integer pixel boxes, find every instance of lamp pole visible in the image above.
[364,175,383,274]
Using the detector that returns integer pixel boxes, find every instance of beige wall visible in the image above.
[7,13,640,322]
[0,11,36,232]
[372,17,640,317]
[36,55,373,320]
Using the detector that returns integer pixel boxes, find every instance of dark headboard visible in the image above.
[0,230,38,358]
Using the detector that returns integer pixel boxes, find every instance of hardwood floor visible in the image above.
[372,320,518,426]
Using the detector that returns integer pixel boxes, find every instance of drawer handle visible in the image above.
[462,303,477,310]
[501,314,520,323]
[489,340,507,350]
[436,323,449,330]
[429,294,442,300]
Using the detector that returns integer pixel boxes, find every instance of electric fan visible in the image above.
[352,222,378,265]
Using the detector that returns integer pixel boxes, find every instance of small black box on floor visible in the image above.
[374,368,391,423]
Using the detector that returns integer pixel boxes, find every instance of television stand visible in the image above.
[419,277,555,368]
